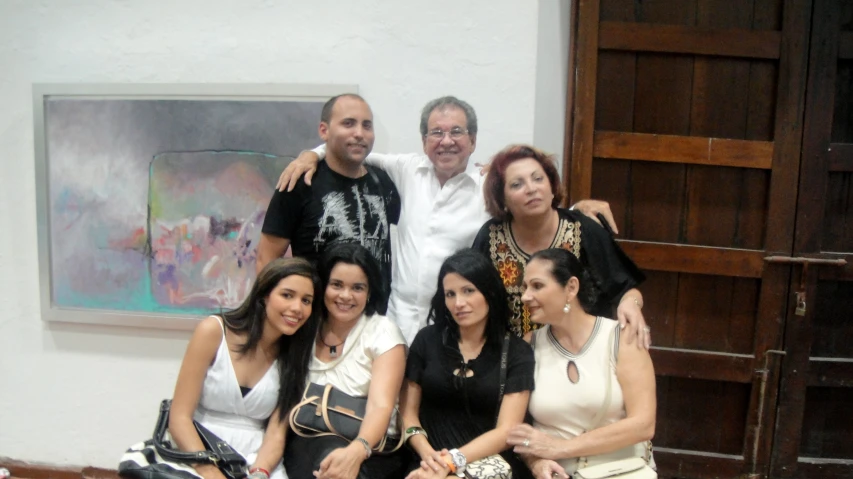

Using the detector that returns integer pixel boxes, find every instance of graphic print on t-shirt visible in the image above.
[261,162,401,307]
[314,184,390,264]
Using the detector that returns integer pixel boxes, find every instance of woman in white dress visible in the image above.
[284,243,408,479]
[168,257,322,479]
[507,248,656,479]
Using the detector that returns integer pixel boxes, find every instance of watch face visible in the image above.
[450,449,466,467]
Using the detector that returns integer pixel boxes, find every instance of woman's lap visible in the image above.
[284,434,406,479]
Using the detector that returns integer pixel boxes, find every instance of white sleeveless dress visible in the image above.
[528,317,654,475]
[194,316,287,479]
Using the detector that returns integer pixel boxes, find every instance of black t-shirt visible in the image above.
[405,325,535,475]
[262,162,401,305]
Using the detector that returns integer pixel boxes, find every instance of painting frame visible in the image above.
[33,83,357,330]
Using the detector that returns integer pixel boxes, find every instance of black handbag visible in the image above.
[288,382,404,454]
[118,399,248,479]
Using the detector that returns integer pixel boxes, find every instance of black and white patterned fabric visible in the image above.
[118,438,207,479]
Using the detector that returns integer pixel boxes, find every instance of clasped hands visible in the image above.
[406,448,456,479]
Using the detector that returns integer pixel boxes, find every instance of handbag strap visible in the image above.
[494,332,511,426]
[288,387,334,440]
[152,399,223,464]
[288,382,407,454]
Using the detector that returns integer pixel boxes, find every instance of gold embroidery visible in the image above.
[496,259,521,286]
[485,218,584,336]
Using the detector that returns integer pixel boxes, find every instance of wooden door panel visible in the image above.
[770,1,853,478]
[823,173,853,249]
[687,165,769,248]
[675,275,760,353]
[568,1,812,478]
[655,377,751,454]
[636,270,761,354]
[801,387,853,457]
[626,162,686,243]
[812,280,853,356]
[633,54,694,136]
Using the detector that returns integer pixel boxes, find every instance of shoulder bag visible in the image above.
[289,382,405,454]
[118,399,248,479]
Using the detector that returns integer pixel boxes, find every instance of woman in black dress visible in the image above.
[400,249,535,479]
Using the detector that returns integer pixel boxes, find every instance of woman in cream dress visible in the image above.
[507,249,656,479]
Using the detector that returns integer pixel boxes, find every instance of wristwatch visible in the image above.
[448,448,467,477]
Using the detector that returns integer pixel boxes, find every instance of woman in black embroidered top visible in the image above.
[401,249,535,479]
[472,144,648,346]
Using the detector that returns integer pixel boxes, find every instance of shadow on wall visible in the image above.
[43,320,191,360]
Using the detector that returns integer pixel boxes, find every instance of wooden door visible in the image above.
[564,0,813,477]
[769,1,853,478]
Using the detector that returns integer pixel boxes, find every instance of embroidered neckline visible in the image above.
[503,216,570,259]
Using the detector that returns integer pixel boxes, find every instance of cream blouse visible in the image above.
[307,313,407,435]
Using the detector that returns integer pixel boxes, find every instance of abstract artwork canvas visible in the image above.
[34,84,355,329]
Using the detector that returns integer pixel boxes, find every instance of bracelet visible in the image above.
[404,426,428,442]
[248,468,270,479]
[353,436,372,459]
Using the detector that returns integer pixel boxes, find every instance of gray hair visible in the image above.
[419,96,478,137]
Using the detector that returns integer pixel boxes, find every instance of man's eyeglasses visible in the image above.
[425,127,469,141]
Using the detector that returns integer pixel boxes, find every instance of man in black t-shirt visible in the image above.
[257,94,401,309]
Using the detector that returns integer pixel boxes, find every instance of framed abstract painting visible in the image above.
[33,83,356,329]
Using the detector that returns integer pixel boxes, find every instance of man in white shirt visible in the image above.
[278,96,618,344]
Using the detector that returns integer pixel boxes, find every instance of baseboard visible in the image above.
[0,459,118,479]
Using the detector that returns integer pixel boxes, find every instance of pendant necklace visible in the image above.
[319,331,345,358]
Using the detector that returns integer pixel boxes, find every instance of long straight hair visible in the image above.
[428,249,510,348]
[221,257,322,419]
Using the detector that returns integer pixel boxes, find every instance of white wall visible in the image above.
[534,0,572,169]
[0,0,569,468]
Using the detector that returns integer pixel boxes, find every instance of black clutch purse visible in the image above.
[118,399,248,479]
[288,382,403,453]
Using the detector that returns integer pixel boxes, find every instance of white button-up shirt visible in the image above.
[311,145,490,343]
